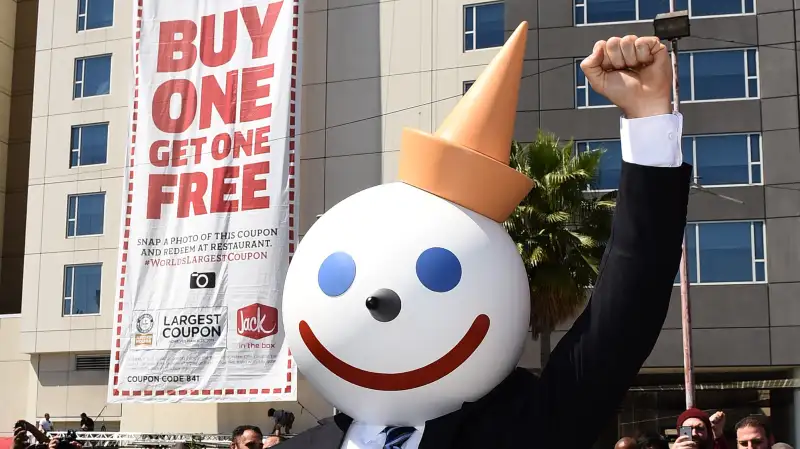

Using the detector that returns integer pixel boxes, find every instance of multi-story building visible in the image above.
[0,0,518,437]
[0,0,797,446]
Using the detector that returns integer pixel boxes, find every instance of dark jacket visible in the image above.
[80,417,94,431]
[280,162,692,449]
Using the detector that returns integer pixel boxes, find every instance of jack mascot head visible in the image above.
[283,23,534,426]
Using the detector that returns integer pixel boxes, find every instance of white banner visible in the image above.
[108,0,300,402]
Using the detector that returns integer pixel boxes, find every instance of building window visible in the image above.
[575,140,622,190]
[70,123,109,167]
[576,49,758,107]
[77,0,114,31]
[691,0,755,17]
[575,0,754,25]
[675,221,766,285]
[682,134,762,185]
[577,133,762,190]
[575,60,612,108]
[463,80,475,95]
[678,49,759,102]
[74,55,111,99]
[63,264,102,316]
[464,2,505,51]
[67,193,105,237]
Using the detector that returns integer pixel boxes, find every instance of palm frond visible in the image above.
[544,211,570,224]
[566,230,599,249]
[506,133,617,338]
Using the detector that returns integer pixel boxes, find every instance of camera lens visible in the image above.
[195,274,208,287]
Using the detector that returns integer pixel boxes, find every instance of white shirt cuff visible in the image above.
[620,113,684,167]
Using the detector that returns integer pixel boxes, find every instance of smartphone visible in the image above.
[679,426,693,439]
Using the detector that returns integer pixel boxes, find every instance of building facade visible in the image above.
[0,0,797,445]
[0,0,524,437]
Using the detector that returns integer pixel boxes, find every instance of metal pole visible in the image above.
[669,18,696,407]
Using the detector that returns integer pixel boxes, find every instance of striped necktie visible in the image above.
[382,426,416,449]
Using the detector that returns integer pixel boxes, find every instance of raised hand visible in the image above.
[13,425,28,449]
[710,411,726,439]
[673,435,698,449]
[580,35,673,119]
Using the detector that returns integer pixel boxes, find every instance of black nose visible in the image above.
[365,288,402,322]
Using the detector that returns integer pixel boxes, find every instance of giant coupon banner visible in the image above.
[108,0,300,402]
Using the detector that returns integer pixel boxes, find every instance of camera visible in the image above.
[189,272,216,289]
[57,430,78,449]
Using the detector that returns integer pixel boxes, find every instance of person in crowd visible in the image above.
[78,415,93,432]
[615,436,638,449]
[47,437,81,449]
[12,421,34,449]
[772,443,794,449]
[710,412,727,442]
[674,408,728,449]
[735,415,773,449]
[263,435,283,448]
[38,415,53,434]
[267,409,294,435]
[637,431,670,449]
[230,425,264,449]
[12,421,52,449]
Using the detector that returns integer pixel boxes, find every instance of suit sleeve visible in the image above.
[523,119,691,448]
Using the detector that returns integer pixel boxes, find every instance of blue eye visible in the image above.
[416,247,462,293]
[318,252,356,297]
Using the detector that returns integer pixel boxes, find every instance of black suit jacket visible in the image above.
[279,162,692,449]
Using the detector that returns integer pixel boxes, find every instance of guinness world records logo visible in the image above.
[136,313,155,334]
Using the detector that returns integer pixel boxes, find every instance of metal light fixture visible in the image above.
[653,10,691,41]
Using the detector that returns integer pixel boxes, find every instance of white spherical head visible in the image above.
[282,182,530,425]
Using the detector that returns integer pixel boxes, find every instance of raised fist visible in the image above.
[710,411,726,439]
[580,35,672,119]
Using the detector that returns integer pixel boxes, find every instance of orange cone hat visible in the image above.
[397,22,534,223]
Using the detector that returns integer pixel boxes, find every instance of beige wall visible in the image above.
[21,0,129,351]
[3,0,549,435]
[0,0,37,433]
[0,317,34,436]
[35,353,122,423]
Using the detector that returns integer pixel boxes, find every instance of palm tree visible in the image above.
[504,130,617,369]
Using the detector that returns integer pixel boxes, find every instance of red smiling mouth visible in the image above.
[298,314,490,391]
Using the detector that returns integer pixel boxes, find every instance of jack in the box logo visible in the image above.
[236,303,278,340]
